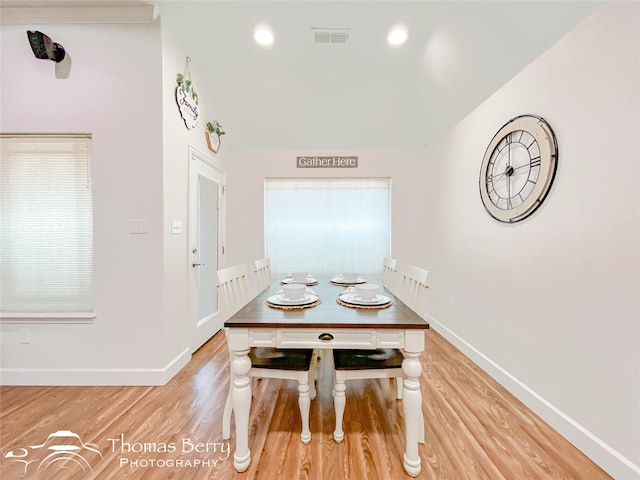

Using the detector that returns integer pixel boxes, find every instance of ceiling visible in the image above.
[2,1,602,150]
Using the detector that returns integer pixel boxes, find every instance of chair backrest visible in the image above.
[395,263,430,316]
[254,258,272,291]
[382,257,397,291]
[216,264,252,316]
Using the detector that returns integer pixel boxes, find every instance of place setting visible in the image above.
[329,271,367,286]
[266,283,322,310]
[337,283,392,310]
[280,271,320,286]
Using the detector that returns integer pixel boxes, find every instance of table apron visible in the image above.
[226,327,425,351]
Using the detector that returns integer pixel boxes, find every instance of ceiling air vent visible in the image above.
[330,32,348,44]
[314,32,331,43]
[312,28,349,44]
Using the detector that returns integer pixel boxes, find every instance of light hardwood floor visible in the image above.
[0,329,611,479]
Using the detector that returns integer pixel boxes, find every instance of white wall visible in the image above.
[0,15,222,385]
[424,2,639,478]
[0,21,170,383]
[223,147,431,274]
[158,9,227,361]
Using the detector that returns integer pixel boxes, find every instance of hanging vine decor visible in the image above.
[175,57,200,129]
[205,120,225,153]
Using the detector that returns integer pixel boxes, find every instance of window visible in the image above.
[265,178,390,275]
[0,135,94,320]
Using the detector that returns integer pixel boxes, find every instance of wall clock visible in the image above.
[479,114,558,223]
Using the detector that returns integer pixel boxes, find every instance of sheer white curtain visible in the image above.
[265,178,390,276]
[0,135,93,316]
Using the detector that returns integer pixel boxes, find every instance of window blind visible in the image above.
[265,177,390,275]
[0,135,93,315]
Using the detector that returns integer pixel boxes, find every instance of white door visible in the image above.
[189,147,224,351]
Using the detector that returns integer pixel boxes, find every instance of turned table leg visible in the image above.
[402,350,423,477]
[231,347,252,472]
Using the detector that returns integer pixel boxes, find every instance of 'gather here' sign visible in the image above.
[296,156,358,168]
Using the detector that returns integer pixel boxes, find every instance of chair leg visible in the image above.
[298,377,312,444]
[396,376,403,399]
[309,350,319,400]
[222,385,233,440]
[332,373,346,443]
[309,371,317,400]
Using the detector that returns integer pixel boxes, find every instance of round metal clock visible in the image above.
[479,114,558,223]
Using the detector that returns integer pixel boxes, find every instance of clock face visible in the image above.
[479,115,558,223]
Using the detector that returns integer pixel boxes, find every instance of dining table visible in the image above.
[223,273,430,477]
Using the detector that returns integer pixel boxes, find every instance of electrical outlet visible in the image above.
[19,329,30,344]
[129,218,149,234]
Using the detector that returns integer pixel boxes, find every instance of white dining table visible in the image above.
[224,274,430,477]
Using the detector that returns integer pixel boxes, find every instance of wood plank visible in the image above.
[0,329,611,479]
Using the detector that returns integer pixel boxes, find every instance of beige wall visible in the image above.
[0,18,222,385]
[0,21,170,382]
[223,147,432,273]
[424,2,639,477]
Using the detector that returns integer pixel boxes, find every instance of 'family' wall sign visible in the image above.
[296,156,358,168]
[175,57,200,129]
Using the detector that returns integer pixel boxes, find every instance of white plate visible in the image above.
[268,293,318,306]
[282,277,317,285]
[339,293,390,306]
[277,288,316,295]
[331,277,366,284]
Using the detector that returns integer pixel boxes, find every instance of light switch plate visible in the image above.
[171,220,182,234]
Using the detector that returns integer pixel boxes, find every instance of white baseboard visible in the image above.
[0,348,191,386]
[425,314,640,480]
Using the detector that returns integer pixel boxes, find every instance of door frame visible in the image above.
[188,145,226,352]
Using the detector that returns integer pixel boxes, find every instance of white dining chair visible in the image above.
[332,348,415,442]
[217,263,253,316]
[218,264,316,444]
[332,262,429,444]
[395,263,430,318]
[254,257,272,293]
[382,256,397,291]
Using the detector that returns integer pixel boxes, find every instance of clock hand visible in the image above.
[507,138,513,206]
[487,171,506,182]
[505,164,514,205]
[512,163,533,172]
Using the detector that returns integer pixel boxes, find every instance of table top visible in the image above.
[224,274,430,330]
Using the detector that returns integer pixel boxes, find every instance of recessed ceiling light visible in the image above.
[387,23,408,46]
[254,23,274,47]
